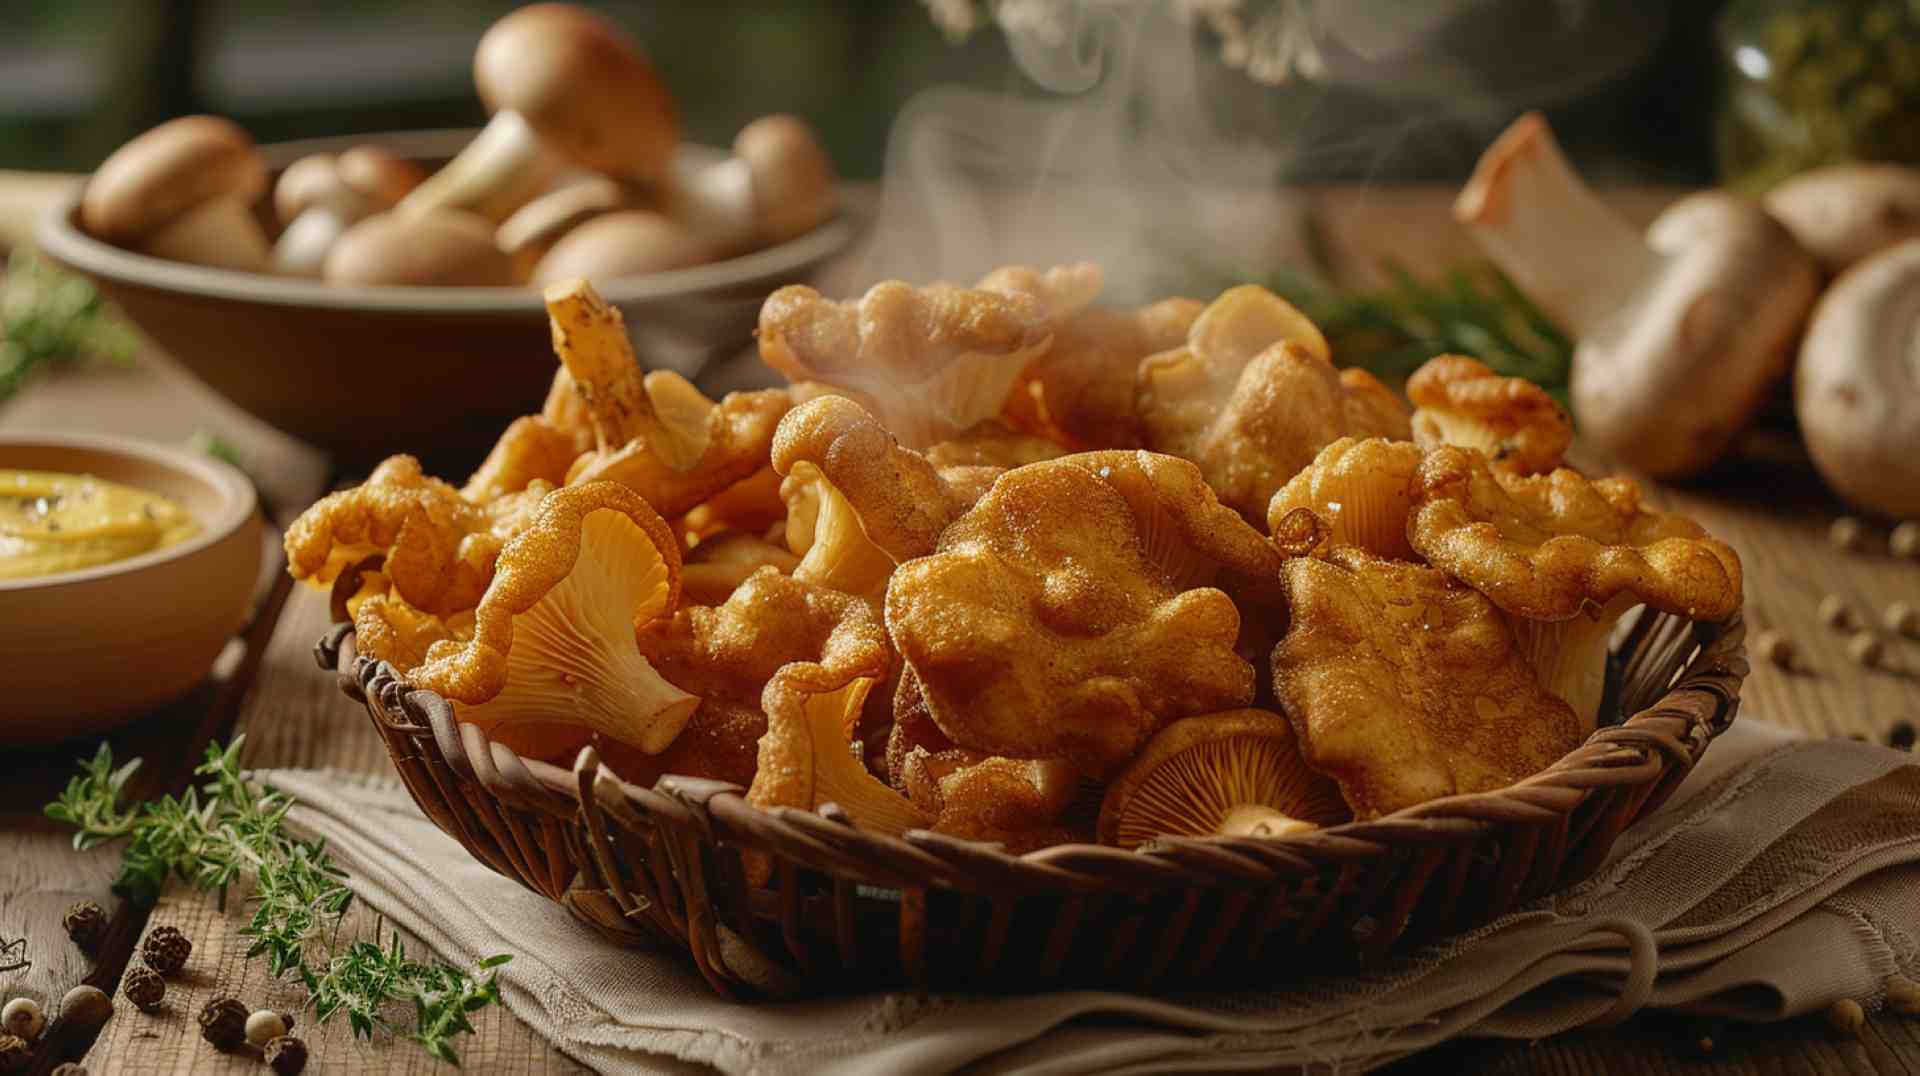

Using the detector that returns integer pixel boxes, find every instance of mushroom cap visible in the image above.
[272,153,349,224]
[496,174,626,257]
[1095,709,1347,848]
[81,115,267,243]
[1795,238,1920,518]
[1764,163,1920,277]
[734,114,837,246]
[1569,190,1818,479]
[529,210,714,287]
[336,144,428,209]
[474,3,679,184]
[322,209,514,287]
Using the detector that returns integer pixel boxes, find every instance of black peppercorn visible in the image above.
[197,997,248,1051]
[265,1034,309,1075]
[121,965,165,1012]
[141,925,192,976]
[62,900,107,950]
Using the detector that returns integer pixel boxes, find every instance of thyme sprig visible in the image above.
[0,250,137,401]
[46,739,510,1066]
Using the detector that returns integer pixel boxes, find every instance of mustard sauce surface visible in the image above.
[0,469,198,580]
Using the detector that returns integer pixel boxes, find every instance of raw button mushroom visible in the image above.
[1765,163,1920,277]
[80,115,271,271]
[496,174,626,282]
[664,114,838,255]
[271,146,426,276]
[529,210,714,288]
[1795,239,1920,518]
[1456,113,1819,478]
[323,210,515,287]
[397,3,678,223]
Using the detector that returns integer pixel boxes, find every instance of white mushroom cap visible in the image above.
[1795,238,1920,518]
[337,144,428,209]
[1765,164,1920,277]
[272,147,430,276]
[529,210,713,287]
[323,209,515,287]
[81,115,271,271]
[497,174,627,281]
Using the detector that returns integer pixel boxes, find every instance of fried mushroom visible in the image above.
[1406,355,1570,475]
[899,749,1081,853]
[1266,437,1423,560]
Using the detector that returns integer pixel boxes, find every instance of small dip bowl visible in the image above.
[0,432,260,743]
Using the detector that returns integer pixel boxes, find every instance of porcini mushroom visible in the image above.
[80,115,272,271]
[271,146,427,276]
[664,114,837,255]
[323,209,514,287]
[1096,710,1348,849]
[396,3,678,223]
[1794,239,1920,518]
[529,210,713,287]
[496,174,626,281]
[1456,113,1819,478]
[1764,163,1920,277]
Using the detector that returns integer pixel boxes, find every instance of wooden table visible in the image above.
[1,188,1917,1075]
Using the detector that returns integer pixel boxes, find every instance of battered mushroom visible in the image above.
[1794,239,1920,518]
[323,210,515,287]
[1764,163,1920,276]
[1456,113,1818,478]
[1266,437,1423,560]
[899,749,1081,852]
[460,367,598,505]
[1096,709,1348,848]
[664,114,837,254]
[397,4,678,222]
[81,115,271,271]
[1004,297,1205,449]
[1406,354,1570,475]
[272,146,426,276]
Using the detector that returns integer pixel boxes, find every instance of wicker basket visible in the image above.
[315,607,1745,999]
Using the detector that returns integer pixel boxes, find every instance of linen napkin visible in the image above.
[264,718,1920,1075]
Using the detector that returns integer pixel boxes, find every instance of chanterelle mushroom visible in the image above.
[398,3,678,223]
[271,146,426,276]
[81,115,271,271]
[1764,163,1920,277]
[1794,239,1920,519]
[1096,709,1348,848]
[664,114,838,255]
[1457,112,1818,478]
[1406,354,1570,476]
[323,210,514,287]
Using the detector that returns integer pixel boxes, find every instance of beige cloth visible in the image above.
[265,719,1920,1075]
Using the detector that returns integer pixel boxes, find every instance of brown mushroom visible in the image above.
[322,209,514,287]
[496,175,627,282]
[271,146,427,277]
[1794,239,1920,518]
[1765,163,1920,277]
[1456,113,1819,478]
[529,210,714,287]
[664,114,837,254]
[80,115,271,271]
[396,4,678,223]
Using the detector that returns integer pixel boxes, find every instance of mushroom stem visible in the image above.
[395,111,561,223]
[1454,112,1661,337]
[143,196,271,272]
[1216,804,1316,838]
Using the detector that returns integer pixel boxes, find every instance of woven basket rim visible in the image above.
[317,605,1747,889]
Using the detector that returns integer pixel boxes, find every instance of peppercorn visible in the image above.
[197,997,248,1051]
[1891,521,1920,559]
[1830,516,1865,551]
[1,999,43,1042]
[50,1064,86,1076]
[0,1035,26,1073]
[61,900,106,951]
[141,926,191,976]
[1819,594,1858,630]
[1828,997,1867,1035]
[1891,722,1917,752]
[1886,601,1920,638]
[1753,629,1796,669]
[265,1034,309,1075]
[120,966,164,1013]
[58,986,111,1032]
[245,1008,288,1048]
[1848,632,1885,668]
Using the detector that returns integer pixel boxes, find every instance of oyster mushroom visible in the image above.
[1794,239,1920,518]
[271,146,426,276]
[80,115,271,271]
[529,210,715,287]
[1764,163,1920,277]
[747,669,928,837]
[1456,113,1818,478]
[664,114,837,255]
[409,481,699,754]
[1096,709,1348,848]
[323,210,515,287]
[397,3,678,223]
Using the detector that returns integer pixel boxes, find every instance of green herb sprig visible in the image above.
[46,739,510,1066]
[0,251,137,402]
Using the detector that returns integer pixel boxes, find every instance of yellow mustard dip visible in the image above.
[0,470,199,580]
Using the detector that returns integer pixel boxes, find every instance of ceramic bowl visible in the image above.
[0,432,261,743]
[35,129,854,471]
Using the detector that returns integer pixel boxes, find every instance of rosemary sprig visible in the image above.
[45,739,510,1066]
[0,250,137,401]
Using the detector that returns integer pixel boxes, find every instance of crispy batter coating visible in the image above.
[351,575,475,672]
[681,531,800,607]
[1005,298,1205,449]
[1266,437,1424,560]
[1272,547,1586,818]
[924,421,1066,470]
[678,466,786,544]
[568,372,792,520]
[885,452,1262,775]
[543,279,662,451]
[1409,445,1744,622]
[974,262,1105,321]
[461,368,599,504]
[1341,368,1415,443]
[900,748,1082,852]
[408,481,698,754]
[1407,355,1570,475]
[757,275,1057,446]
